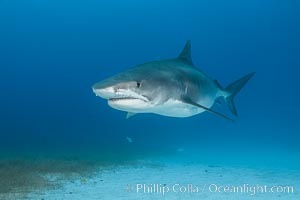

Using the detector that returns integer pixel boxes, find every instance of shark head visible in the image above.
[92,64,175,113]
[92,41,201,116]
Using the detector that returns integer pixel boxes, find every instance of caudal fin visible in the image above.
[224,72,255,116]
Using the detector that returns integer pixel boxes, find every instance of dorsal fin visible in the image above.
[177,40,193,65]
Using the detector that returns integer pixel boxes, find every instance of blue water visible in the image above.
[0,0,300,169]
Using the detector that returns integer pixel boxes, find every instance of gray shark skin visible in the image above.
[92,41,255,121]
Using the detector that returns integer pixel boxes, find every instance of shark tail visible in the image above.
[219,72,255,116]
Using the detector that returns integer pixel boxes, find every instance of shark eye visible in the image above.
[136,82,141,88]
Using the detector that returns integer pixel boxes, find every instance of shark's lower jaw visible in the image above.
[108,97,146,102]
[108,97,152,113]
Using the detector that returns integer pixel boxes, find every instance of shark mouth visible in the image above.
[107,95,152,112]
[108,95,150,102]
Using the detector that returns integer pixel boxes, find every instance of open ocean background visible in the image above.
[1,0,300,171]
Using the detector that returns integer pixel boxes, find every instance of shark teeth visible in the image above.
[109,97,137,101]
[109,96,149,102]
[114,89,150,102]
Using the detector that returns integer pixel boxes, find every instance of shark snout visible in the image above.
[92,82,116,99]
[92,87,115,99]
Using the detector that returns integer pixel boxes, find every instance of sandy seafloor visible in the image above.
[1,154,299,200]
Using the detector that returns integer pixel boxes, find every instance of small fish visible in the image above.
[126,137,133,143]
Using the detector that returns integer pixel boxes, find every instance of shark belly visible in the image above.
[151,98,215,118]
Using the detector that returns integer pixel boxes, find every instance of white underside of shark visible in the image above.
[107,97,214,118]
[151,98,212,117]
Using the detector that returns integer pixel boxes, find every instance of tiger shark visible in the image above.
[92,41,254,121]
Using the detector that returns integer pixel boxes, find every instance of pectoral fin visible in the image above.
[126,112,137,119]
[181,97,234,122]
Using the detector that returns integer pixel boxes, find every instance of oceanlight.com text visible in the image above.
[207,183,294,195]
